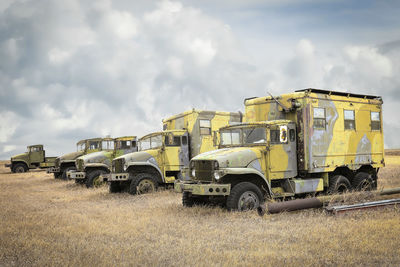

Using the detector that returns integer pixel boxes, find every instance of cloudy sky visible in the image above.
[1,0,400,158]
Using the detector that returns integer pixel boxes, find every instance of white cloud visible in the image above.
[0,111,19,143]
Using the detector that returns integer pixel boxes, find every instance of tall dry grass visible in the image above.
[0,154,399,266]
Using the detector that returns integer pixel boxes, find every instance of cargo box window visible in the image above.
[163,124,167,130]
[200,119,211,135]
[313,108,326,129]
[344,110,355,130]
[289,129,296,142]
[371,112,381,131]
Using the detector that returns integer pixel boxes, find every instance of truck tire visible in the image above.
[86,170,107,188]
[352,172,374,191]
[328,175,351,194]
[109,181,123,193]
[62,166,76,180]
[13,163,27,173]
[182,192,208,207]
[129,173,158,195]
[226,182,263,211]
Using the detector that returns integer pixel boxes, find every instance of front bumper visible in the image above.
[109,173,129,182]
[99,173,111,182]
[67,171,86,180]
[47,167,60,173]
[174,181,231,196]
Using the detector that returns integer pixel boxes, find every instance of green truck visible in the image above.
[67,136,137,188]
[47,137,115,180]
[6,144,57,173]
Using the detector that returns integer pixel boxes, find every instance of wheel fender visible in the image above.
[12,160,28,167]
[126,162,164,182]
[85,163,110,171]
[222,167,273,197]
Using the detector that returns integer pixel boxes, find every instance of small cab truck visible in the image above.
[6,144,57,173]
[67,136,137,188]
[47,137,114,180]
[108,109,242,194]
[175,89,384,211]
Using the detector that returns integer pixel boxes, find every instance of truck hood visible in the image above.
[11,153,27,160]
[192,147,262,168]
[80,151,112,167]
[119,150,159,164]
[58,151,85,161]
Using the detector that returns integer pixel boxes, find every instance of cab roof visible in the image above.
[27,144,43,148]
[115,136,137,141]
[162,109,240,123]
[139,130,187,140]
[76,137,113,145]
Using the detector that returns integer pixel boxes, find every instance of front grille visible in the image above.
[76,159,84,171]
[113,158,125,173]
[193,160,214,181]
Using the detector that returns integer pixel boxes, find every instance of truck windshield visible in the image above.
[88,141,100,150]
[77,143,86,151]
[116,140,133,150]
[139,135,163,151]
[243,127,266,144]
[220,127,266,147]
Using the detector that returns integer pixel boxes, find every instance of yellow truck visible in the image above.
[175,89,384,211]
[108,109,242,194]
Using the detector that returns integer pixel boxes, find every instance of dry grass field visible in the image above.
[1,152,400,266]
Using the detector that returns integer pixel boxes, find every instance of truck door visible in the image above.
[30,146,44,164]
[164,133,182,172]
[268,123,297,179]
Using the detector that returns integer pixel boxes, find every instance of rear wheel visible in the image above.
[352,172,374,191]
[86,169,107,188]
[328,175,352,194]
[226,182,263,211]
[62,166,76,180]
[129,172,158,195]
[13,163,27,173]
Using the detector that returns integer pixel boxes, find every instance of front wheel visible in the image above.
[86,170,107,188]
[129,173,158,195]
[328,175,352,194]
[13,163,27,173]
[226,182,263,211]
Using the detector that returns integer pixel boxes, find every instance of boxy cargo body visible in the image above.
[108,110,242,194]
[7,145,57,173]
[47,137,115,180]
[175,89,384,210]
[66,136,137,188]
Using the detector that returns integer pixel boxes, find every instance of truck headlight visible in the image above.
[123,165,127,172]
[191,169,196,177]
[214,171,220,180]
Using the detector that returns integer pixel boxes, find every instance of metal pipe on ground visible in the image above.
[257,187,400,216]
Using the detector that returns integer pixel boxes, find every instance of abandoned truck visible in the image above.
[48,137,114,180]
[108,109,242,194]
[6,144,57,173]
[67,136,137,188]
[175,89,384,211]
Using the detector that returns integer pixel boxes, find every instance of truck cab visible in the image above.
[175,89,384,211]
[8,145,57,173]
[107,109,242,194]
[68,136,137,187]
[48,137,111,180]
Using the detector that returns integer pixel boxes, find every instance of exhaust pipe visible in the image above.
[257,187,400,216]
